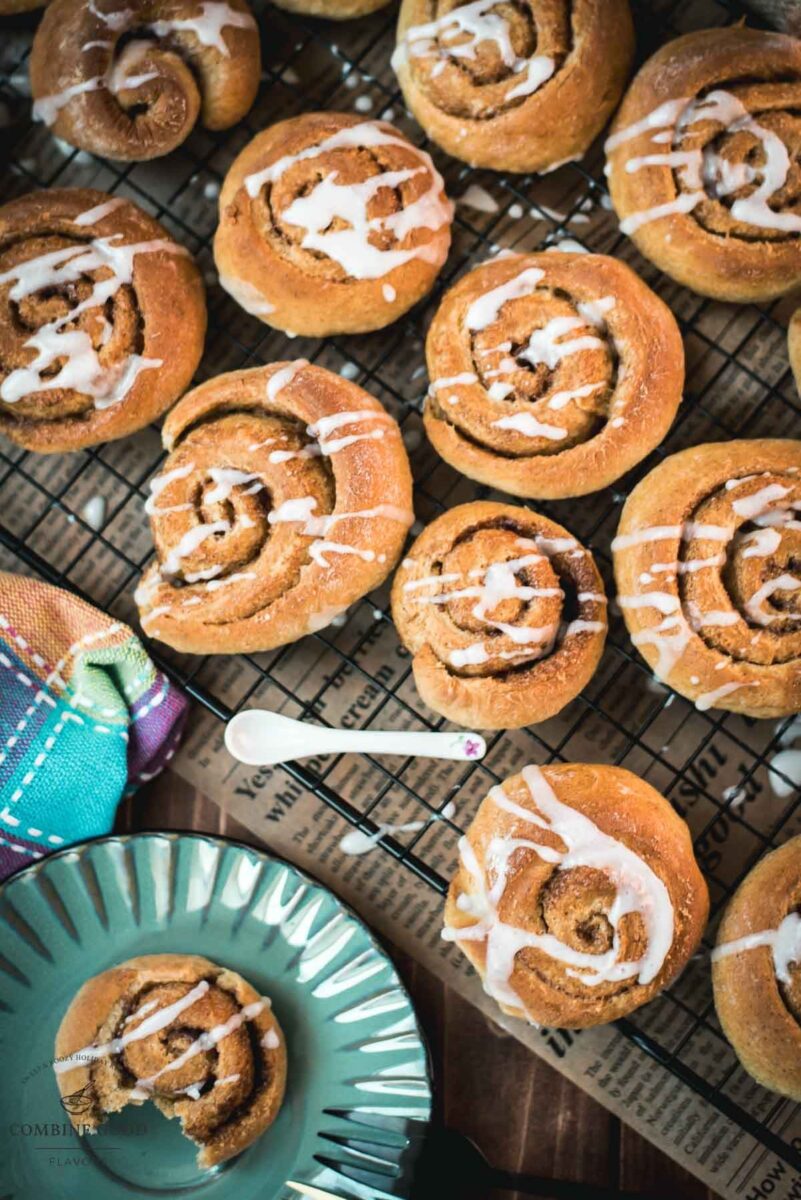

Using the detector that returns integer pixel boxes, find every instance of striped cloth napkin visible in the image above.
[0,572,188,879]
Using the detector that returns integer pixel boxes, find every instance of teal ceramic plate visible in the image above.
[0,832,432,1199]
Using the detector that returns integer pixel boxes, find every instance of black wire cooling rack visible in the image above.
[3,0,801,1180]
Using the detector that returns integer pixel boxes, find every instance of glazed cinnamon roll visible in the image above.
[390,500,607,730]
[136,363,414,654]
[445,764,708,1028]
[54,954,286,1167]
[30,0,260,161]
[613,440,801,718]
[606,27,801,302]
[713,838,801,1100]
[392,0,634,174]
[423,252,684,500]
[213,112,454,336]
[0,188,205,454]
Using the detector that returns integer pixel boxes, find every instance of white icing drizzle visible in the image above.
[33,78,104,126]
[492,411,566,440]
[0,232,184,407]
[243,122,452,281]
[442,766,675,1009]
[55,981,211,1073]
[340,801,457,857]
[465,267,545,330]
[547,380,607,411]
[712,913,801,985]
[393,0,554,104]
[73,197,127,225]
[268,495,413,568]
[148,2,256,55]
[695,681,752,711]
[609,90,801,236]
[135,998,269,1091]
[219,274,276,317]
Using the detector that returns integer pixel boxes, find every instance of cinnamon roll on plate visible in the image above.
[55,953,286,1167]
[445,764,708,1027]
[606,26,801,302]
[0,188,206,453]
[30,0,260,161]
[391,500,607,729]
[214,112,454,336]
[136,362,414,654]
[613,440,801,718]
[423,251,684,499]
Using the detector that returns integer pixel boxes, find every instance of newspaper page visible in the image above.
[2,0,801,1195]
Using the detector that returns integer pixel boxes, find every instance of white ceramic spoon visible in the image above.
[224,709,486,767]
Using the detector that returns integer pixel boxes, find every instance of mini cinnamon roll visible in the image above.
[392,0,635,174]
[30,0,260,161]
[54,954,286,1168]
[213,112,454,336]
[613,439,801,717]
[445,764,708,1027]
[606,27,801,302]
[713,838,801,1100]
[423,252,684,499]
[0,188,206,453]
[390,500,607,729]
[136,362,414,654]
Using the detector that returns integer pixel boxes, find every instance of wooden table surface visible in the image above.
[120,773,721,1200]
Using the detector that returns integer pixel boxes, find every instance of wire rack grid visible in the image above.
[2,0,801,1178]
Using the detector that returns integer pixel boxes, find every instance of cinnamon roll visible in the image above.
[272,0,390,15]
[613,440,801,718]
[0,188,206,454]
[445,764,708,1028]
[213,112,454,336]
[423,252,684,500]
[606,27,801,302]
[392,0,634,174]
[30,0,260,161]
[713,838,801,1100]
[136,363,414,654]
[54,953,286,1167]
[390,500,607,730]
[789,307,801,396]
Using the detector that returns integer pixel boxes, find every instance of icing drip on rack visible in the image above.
[442,766,675,1011]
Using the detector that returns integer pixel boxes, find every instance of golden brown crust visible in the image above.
[213,112,453,336]
[445,764,708,1028]
[30,0,260,161]
[713,839,801,1100]
[54,952,287,1168]
[789,308,801,395]
[393,0,634,174]
[0,188,206,453]
[423,252,684,500]
[272,0,390,15]
[606,27,801,302]
[613,439,801,718]
[390,500,606,729]
[137,362,414,654]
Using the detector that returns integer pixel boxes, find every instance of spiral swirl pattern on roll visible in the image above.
[136,362,414,654]
[606,26,801,301]
[613,439,801,717]
[713,837,801,1100]
[444,764,708,1028]
[213,112,454,336]
[423,252,684,500]
[390,500,607,729]
[54,953,286,1167]
[0,188,205,453]
[30,0,260,161]
[392,0,634,173]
